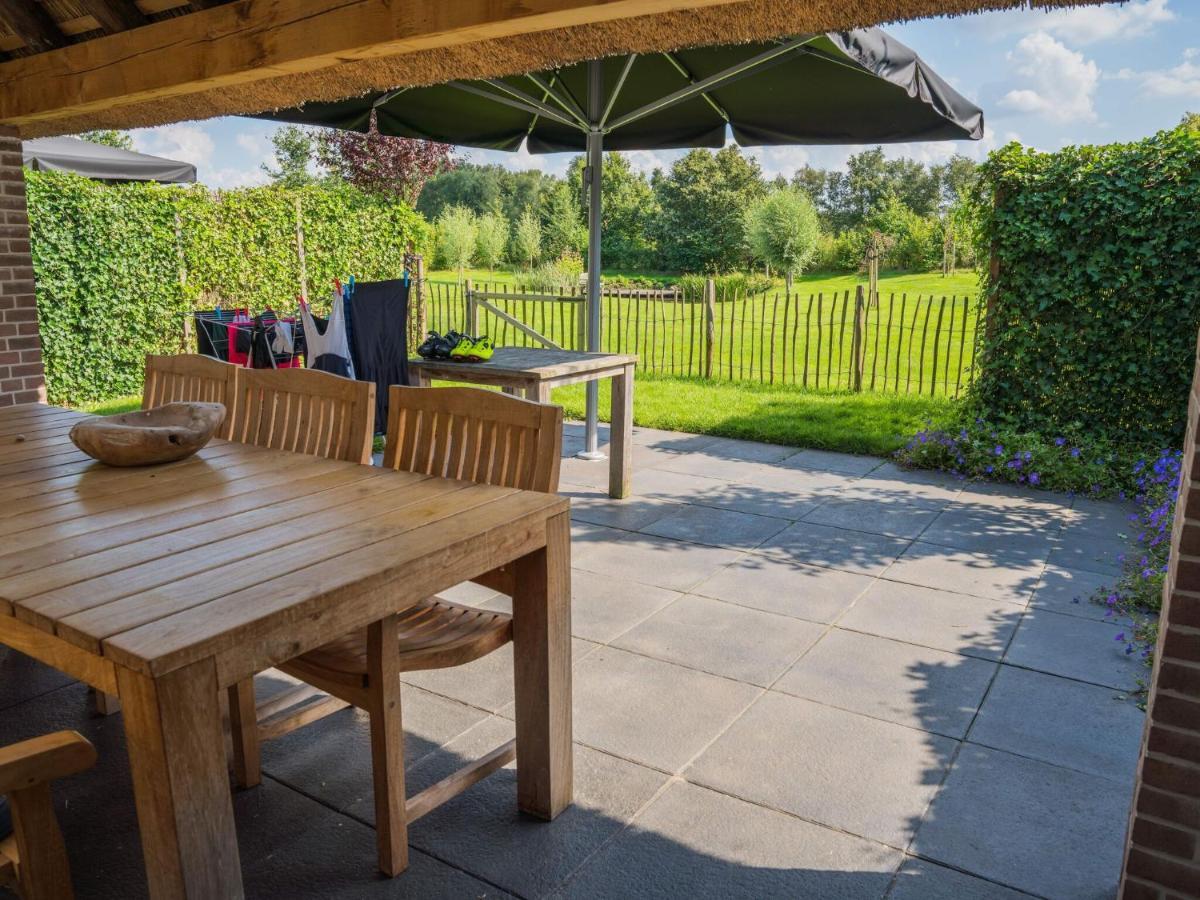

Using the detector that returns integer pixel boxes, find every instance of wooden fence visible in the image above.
[421,279,983,398]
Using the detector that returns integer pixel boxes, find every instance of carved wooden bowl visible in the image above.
[69,402,226,467]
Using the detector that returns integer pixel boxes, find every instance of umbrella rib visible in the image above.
[525,72,588,128]
[659,52,729,124]
[600,54,637,129]
[605,34,816,133]
[446,80,581,130]
[482,78,589,130]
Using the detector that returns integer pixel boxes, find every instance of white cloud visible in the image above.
[132,123,215,168]
[998,32,1100,122]
[130,122,273,188]
[976,0,1174,45]
[1121,48,1200,99]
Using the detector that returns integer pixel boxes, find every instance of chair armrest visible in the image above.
[0,731,96,796]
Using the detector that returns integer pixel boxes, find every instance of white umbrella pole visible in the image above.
[580,59,606,460]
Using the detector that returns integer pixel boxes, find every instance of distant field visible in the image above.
[423,269,982,397]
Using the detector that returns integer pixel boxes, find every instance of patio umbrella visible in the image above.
[261,27,983,457]
[22,136,197,183]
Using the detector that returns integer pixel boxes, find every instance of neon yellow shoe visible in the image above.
[449,335,494,362]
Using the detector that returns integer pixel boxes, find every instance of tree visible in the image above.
[436,205,477,282]
[539,180,585,261]
[417,162,558,224]
[651,146,766,272]
[317,111,455,205]
[745,187,821,289]
[262,125,315,188]
[512,207,542,269]
[567,152,659,270]
[77,130,133,150]
[475,209,509,271]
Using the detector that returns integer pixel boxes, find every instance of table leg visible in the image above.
[525,382,550,403]
[512,510,572,819]
[117,660,243,899]
[367,613,408,876]
[414,370,432,388]
[609,366,633,499]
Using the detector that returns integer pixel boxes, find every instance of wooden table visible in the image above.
[410,348,637,498]
[0,403,572,899]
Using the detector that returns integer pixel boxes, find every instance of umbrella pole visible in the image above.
[580,58,606,461]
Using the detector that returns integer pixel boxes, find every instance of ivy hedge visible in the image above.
[26,171,429,406]
[970,125,1200,447]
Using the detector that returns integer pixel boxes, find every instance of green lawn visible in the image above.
[423,269,982,397]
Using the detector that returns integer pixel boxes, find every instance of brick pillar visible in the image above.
[1120,330,1200,898]
[0,125,45,407]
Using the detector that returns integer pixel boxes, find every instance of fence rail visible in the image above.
[422,280,982,398]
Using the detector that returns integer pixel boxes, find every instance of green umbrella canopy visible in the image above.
[258,29,983,151]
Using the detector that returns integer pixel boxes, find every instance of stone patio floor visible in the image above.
[0,422,1146,899]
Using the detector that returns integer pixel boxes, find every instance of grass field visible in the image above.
[423,268,982,397]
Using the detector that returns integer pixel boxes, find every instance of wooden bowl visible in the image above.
[70,402,226,467]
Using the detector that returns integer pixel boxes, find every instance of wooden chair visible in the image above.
[142,354,240,440]
[0,731,97,900]
[229,385,562,876]
[228,367,375,464]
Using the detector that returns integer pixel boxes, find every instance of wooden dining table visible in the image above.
[0,403,572,898]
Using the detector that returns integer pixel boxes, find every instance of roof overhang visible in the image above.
[0,0,1111,139]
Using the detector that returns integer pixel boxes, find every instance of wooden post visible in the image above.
[852,285,866,392]
[294,196,308,305]
[704,278,715,380]
[465,278,477,335]
[174,211,190,352]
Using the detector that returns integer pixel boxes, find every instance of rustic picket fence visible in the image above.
[421,279,983,398]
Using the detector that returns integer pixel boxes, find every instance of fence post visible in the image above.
[465,278,477,335]
[413,251,426,347]
[294,195,308,304]
[577,288,587,352]
[704,277,716,379]
[852,285,866,392]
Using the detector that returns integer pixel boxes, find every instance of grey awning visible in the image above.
[22,136,197,183]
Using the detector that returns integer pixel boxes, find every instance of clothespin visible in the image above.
[348,274,356,298]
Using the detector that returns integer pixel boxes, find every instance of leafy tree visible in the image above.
[475,209,509,271]
[77,130,134,150]
[436,205,477,282]
[263,125,315,188]
[417,162,558,224]
[512,207,542,269]
[539,180,586,261]
[933,154,980,209]
[567,153,659,270]
[744,187,821,289]
[651,146,766,272]
[317,111,455,204]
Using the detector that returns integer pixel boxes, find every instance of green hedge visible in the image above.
[26,171,429,406]
[971,126,1200,446]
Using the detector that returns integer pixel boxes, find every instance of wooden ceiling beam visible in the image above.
[0,0,68,54]
[77,1,150,34]
[0,0,744,132]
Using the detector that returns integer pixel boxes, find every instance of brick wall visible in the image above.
[1121,329,1200,898]
[0,125,45,407]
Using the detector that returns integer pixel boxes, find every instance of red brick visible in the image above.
[7,337,40,351]
[1144,756,1200,799]
[1167,594,1200,630]
[13,389,43,404]
[1119,875,1163,900]
[1132,817,1197,860]
[1126,848,1200,894]
[4,307,38,324]
[16,322,40,336]
[1149,725,1200,766]
[1163,627,1200,665]
[1160,662,1200,697]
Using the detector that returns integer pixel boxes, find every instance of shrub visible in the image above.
[744,187,821,288]
[474,210,509,271]
[676,272,772,299]
[511,207,541,269]
[435,204,477,278]
[521,250,585,293]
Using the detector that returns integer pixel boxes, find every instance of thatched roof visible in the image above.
[4,0,1109,138]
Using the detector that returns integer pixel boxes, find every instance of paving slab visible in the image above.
[558,781,901,900]
[639,465,830,520]
[0,646,74,712]
[640,503,789,550]
[887,858,1034,900]
[967,665,1144,780]
[775,628,997,738]
[403,717,669,899]
[955,481,1073,514]
[650,437,798,479]
[883,541,1044,603]
[1005,608,1142,690]
[851,462,965,503]
[804,496,945,539]
[838,580,1024,660]
[572,528,744,592]
[1047,532,1135,576]
[692,553,875,623]
[756,521,911,576]
[613,594,827,686]
[572,645,760,772]
[1029,565,1121,621]
[688,691,957,848]
[914,744,1132,899]
[562,568,683,644]
[560,485,680,531]
[918,506,1061,560]
[1065,496,1139,539]
[781,447,883,475]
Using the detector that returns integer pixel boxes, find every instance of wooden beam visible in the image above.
[77,0,149,34]
[0,0,744,131]
[0,0,67,54]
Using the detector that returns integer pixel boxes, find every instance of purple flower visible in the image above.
[1115,632,1125,642]
[1029,472,1041,485]
[1070,447,1080,458]
[994,445,1004,457]
[1054,436,1066,447]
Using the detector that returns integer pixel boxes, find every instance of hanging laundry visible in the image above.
[344,279,409,433]
[194,309,239,360]
[299,289,355,379]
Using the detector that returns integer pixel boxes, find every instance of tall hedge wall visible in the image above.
[26,171,429,406]
[972,126,1200,447]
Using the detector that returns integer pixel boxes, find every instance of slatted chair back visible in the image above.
[383,386,561,493]
[142,354,240,439]
[230,367,375,464]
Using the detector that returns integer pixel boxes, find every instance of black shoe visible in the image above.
[416,331,442,360]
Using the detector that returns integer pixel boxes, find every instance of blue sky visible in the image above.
[129,0,1200,187]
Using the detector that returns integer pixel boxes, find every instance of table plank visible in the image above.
[410,347,637,380]
[105,489,567,680]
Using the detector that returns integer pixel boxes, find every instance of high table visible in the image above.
[0,403,571,898]
[410,348,637,498]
